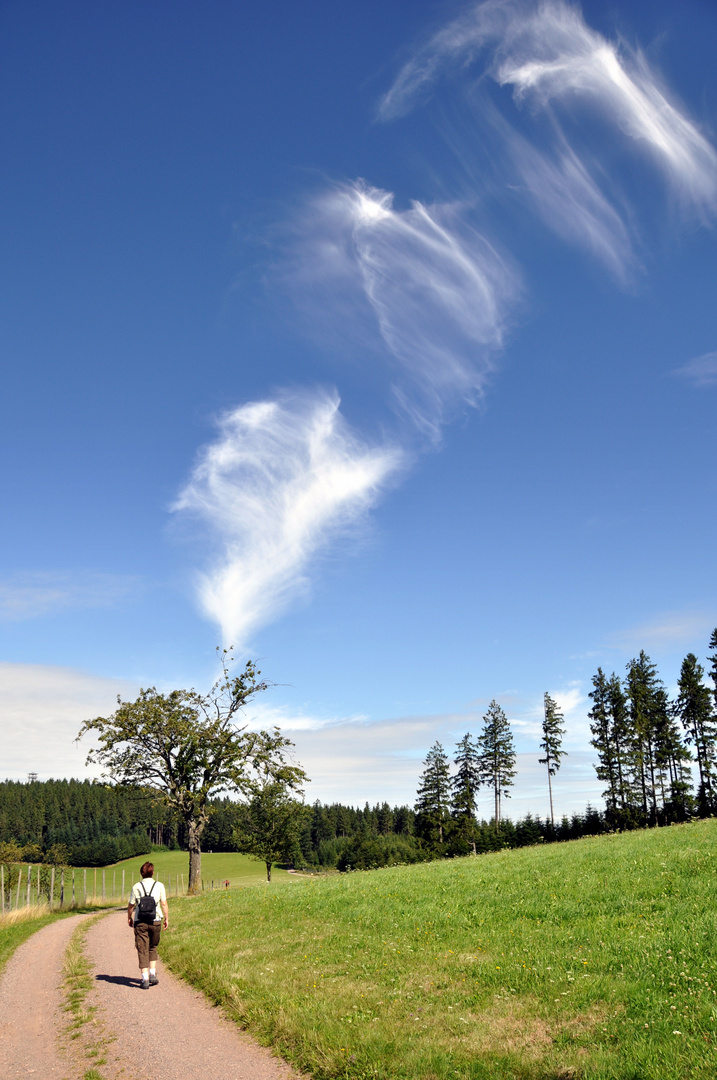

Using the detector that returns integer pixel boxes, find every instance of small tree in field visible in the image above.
[539,692,566,828]
[233,781,310,881]
[77,652,306,893]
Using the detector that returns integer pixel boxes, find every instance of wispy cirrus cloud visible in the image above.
[671,351,717,387]
[379,0,717,276]
[608,609,715,652]
[173,390,401,647]
[290,181,518,437]
[0,571,140,621]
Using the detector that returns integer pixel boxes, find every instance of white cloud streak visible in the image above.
[608,610,716,652]
[379,0,717,274]
[504,127,636,279]
[671,351,717,387]
[0,571,140,621]
[173,391,401,648]
[291,182,518,436]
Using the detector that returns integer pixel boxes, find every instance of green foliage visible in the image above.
[414,742,452,845]
[478,700,516,829]
[233,782,310,880]
[0,778,154,866]
[450,733,482,850]
[160,819,717,1080]
[77,652,306,891]
[676,652,717,814]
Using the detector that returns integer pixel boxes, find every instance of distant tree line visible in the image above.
[3,630,715,873]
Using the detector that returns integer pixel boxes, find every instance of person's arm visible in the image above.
[160,897,169,929]
[127,900,135,927]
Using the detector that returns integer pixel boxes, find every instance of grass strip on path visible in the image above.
[62,914,114,1078]
[160,819,717,1080]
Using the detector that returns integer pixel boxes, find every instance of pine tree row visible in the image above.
[589,631,717,827]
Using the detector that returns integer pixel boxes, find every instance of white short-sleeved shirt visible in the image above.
[129,878,167,923]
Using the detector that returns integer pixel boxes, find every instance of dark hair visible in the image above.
[140,861,154,879]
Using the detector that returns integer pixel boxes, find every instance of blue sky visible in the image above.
[1,0,716,820]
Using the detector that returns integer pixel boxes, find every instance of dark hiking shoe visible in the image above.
[140,978,150,989]
[149,973,159,986]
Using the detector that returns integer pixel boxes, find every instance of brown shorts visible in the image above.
[134,921,161,968]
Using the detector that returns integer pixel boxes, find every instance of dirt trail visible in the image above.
[83,910,301,1079]
[0,913,91,1079]
[0,912,302,1080]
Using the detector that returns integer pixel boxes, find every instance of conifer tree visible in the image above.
[625,652,662,824]
[477,701,516,832]
[676,652,717,814]
[588,668,618,812]
[451,733,482,852]
[539,692,566,828]
[708,629,717,711]
[415,742,452,844]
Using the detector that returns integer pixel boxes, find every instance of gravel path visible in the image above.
[83,911,302,1080]
[0,913,91,1079]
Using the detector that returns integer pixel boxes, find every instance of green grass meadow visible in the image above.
[158,820,717,1080]
[107,850,297,894]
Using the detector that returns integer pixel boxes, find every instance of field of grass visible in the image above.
[107,850,298,896]
[158,819,717,1080]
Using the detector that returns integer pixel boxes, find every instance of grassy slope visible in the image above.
[159,820,717,1080]
[106,855,295,889]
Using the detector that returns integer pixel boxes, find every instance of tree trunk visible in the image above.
[187,820,203,894]
[266,861,272,882]
[547,767,555,828]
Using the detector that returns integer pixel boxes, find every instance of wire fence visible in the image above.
[0,863,233,913]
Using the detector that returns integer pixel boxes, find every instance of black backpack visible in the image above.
[137,880,158,924]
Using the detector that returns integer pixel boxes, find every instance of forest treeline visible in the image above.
[2,631,715,872]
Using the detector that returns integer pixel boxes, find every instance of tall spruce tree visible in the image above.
[708,629,717,711]
[676,652,717,814]
[451,733,482,853]
[625,652,663,825]
[607,673,633,815]
[478,701,516,832]
[625,651,692,824]
[588,668,618,813]
[539,693,566,828]
[415,742,452,844]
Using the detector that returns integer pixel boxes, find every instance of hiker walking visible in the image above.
[127,861,169,989]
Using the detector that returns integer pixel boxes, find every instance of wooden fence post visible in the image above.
[83,868,87,903]
[26,866,32,907]
[72,868,76,906]
[122,868,125,901]
[113,869,116,901]
[37,864,41,906]
[93,868,97,901]
[50,867,55,910]
[16,868,22,909]
[60,869,65,908]
[1,864,4,914]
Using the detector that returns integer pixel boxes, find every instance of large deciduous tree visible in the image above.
[77,653,306,892]
[478,701,516,832]
[539,692,566,828]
